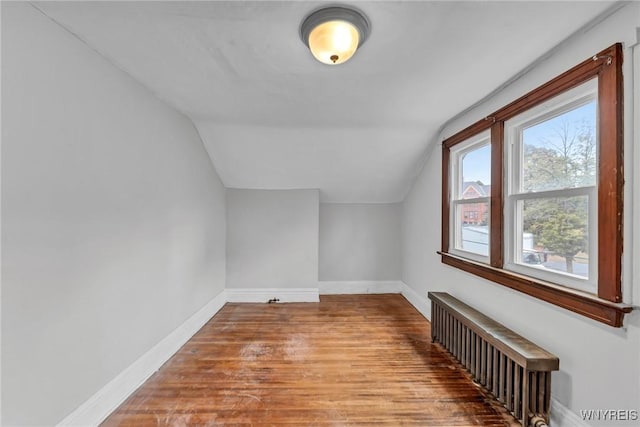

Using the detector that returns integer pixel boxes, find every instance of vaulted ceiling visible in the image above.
[34,1,616,202]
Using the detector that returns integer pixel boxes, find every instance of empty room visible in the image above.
[2,1,639,426]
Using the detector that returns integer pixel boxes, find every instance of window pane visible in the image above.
[461,144,491,198]
[522,100,597,192]
[455,202,489,256]
[518,196,590,279]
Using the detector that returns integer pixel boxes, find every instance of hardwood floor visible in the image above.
[102,294,518,426]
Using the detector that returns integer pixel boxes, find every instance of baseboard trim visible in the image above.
[56,290,227,427]
[318,280,403,295]
[225,287,319,303]
[400,282,431,321]
[550,398,590,427]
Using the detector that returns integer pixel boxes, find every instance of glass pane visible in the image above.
[460,144,491,198]
[455,202,489,256]
[522,100,596,192]
[518,196,590,279]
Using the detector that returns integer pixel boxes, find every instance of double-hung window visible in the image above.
[504,80,598,293]
[449,131,491,263]
[441,44,631,327]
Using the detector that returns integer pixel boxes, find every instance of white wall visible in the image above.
[226,189,319,289]
[402,3,640,425]
[319,203,401,281]
[1,4,227,426]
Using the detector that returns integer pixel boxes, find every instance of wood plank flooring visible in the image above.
[102,294,519,426]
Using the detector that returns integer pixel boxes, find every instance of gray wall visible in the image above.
[401,2,640,419]
[226,189,319,289]
[1,4,227,425]
[319,203,402,281]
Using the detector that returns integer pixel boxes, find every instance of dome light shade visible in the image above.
[300,6,370,65]
[308,20,359,65]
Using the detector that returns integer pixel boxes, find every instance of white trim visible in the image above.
[550,397,590,427]
[56,290,227,427]
[318,280,403,295]
[400,282,431,321]
[225,287,319,303]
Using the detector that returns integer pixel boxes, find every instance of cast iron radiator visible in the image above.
[428,292,559,427]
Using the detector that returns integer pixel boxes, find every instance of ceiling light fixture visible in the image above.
[300,6,370,65]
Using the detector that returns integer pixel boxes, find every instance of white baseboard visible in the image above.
[318,280,403,295]
[56,290,227,427]
[400,282,431,321]
[550,398,590,427]
[225,287,319,303]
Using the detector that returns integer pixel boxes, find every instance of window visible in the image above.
[441,44,631,327]
[449,131,491,261]
[505,80,597,293]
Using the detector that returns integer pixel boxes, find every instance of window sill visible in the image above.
[438,251,633,327]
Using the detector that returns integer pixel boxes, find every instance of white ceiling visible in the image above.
[34,1,616,202]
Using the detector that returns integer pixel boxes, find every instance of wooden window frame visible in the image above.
[440,43,632,327]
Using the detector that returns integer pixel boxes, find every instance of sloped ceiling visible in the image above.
[33,1,616,202]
